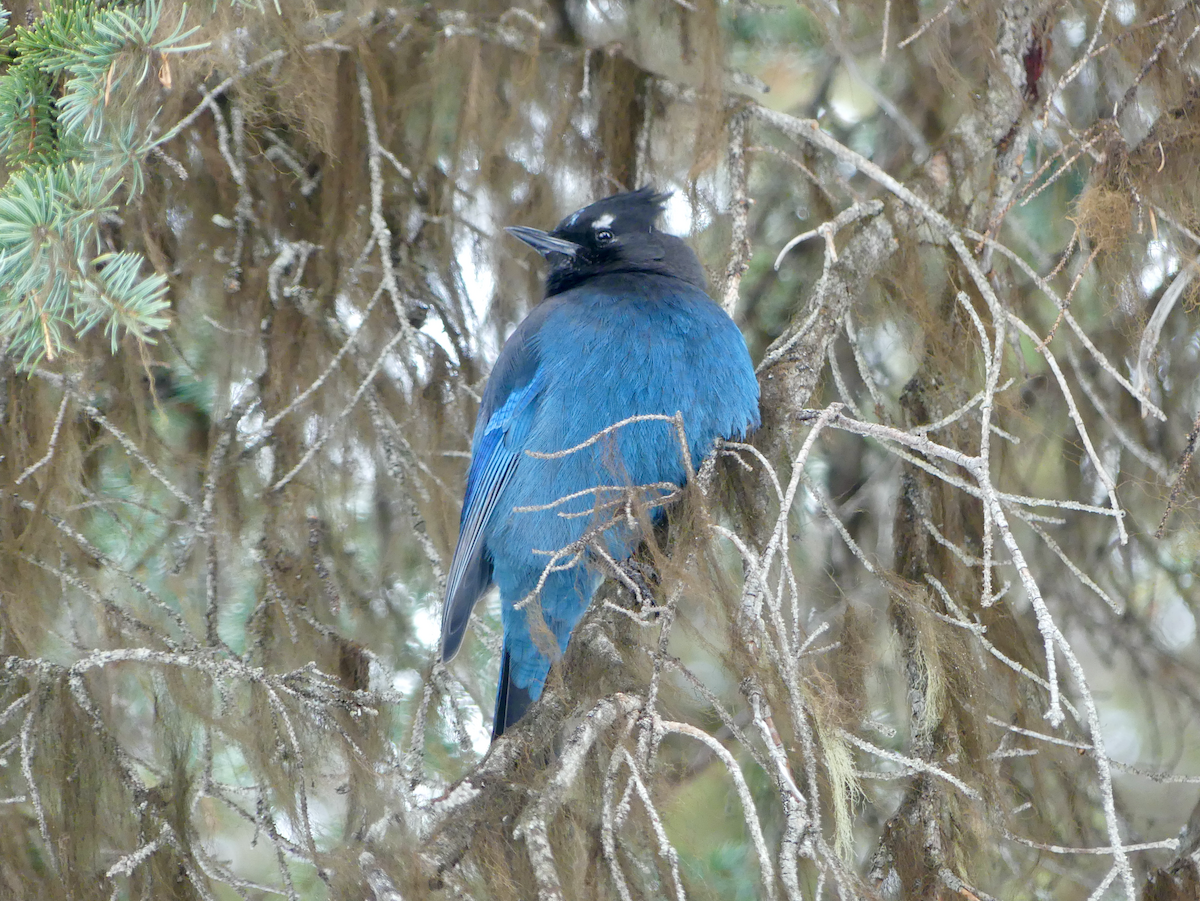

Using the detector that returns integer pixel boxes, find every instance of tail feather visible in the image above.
[492,645,536,741]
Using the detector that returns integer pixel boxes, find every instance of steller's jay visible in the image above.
[440,187,760,740]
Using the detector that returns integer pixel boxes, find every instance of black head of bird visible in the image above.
[505,186,706,297]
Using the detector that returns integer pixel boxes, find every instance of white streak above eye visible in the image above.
[593,213,615,228]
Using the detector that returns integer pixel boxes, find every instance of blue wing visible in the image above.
[440,300,562,662]
[440,374,542,661]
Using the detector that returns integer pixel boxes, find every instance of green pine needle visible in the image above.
[0,1,207,368]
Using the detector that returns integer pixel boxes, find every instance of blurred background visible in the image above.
[1,1,1200,899]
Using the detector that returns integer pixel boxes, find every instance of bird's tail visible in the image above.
[492,644,535,741]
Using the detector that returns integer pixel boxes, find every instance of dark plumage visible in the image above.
[441,187,760,740]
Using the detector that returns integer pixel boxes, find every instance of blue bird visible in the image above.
[440,187,760,740]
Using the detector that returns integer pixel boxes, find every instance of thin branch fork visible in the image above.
[774,200,884,271]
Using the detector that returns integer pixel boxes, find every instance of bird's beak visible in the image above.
[505,226,581,258]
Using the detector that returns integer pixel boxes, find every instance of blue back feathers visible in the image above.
[440,187,760,739]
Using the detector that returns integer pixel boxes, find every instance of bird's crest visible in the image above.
[506,185,703,296]
[552,186,670,241]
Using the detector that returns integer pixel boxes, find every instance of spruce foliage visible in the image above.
[0,0,202,366]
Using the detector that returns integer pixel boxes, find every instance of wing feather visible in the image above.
[440,372,542,661]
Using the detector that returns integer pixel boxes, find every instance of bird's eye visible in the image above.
[595,228,615,245]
